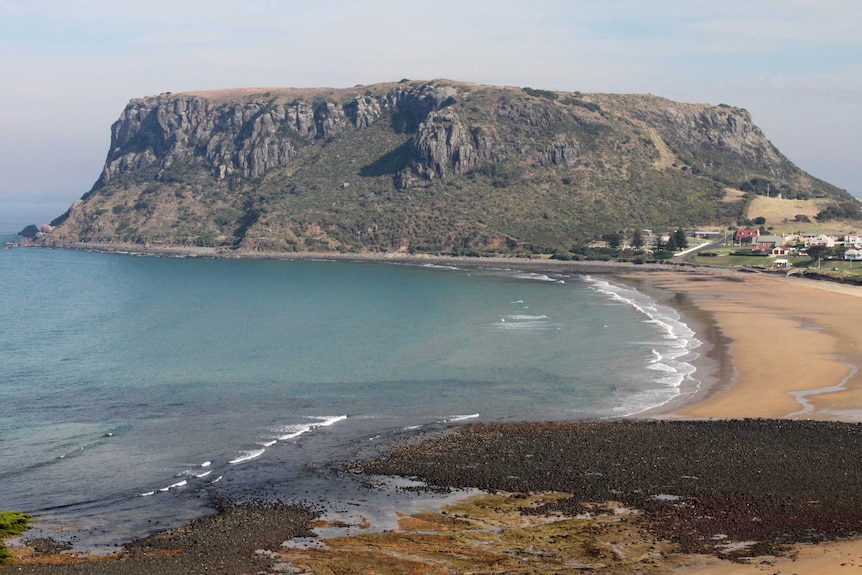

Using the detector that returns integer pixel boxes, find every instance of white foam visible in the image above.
[229,448,265,465]
[275,424,313,441]
[195,470,213,478]
[156,479,188,493]
[495,318,560,331]
[513,272,559,282]
[274,415,347,441]
[495,299,559,331]
[315,415,348,427]
[200,461,211,468]
[420,263,460,270]
[647,362,677,373]
[443,413,480,422]
[586,276,703,415]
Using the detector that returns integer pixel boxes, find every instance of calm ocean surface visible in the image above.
[0,232,701,548]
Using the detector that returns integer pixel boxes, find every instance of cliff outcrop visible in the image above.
[39,79,852,254]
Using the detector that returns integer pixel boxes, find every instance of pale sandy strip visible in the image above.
[626,270,862,420]
[623,270,862,574]
[674,539,862,574]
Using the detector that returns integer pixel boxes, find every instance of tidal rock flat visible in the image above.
[356,419,862,558]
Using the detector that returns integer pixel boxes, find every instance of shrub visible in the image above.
[0,510,33,565]
[522,87,558,100]
[561,97,601,112]
[816,202,862,222]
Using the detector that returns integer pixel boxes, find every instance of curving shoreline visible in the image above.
[626,268,862,421]
[6,248,862,574]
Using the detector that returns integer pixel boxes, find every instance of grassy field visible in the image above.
[746,196,861,234]
[687,249,791,268]
[688,244,862,275]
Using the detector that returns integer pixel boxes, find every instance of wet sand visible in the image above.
[627,269,862,421]
[618,268,862,574]
[7,264,862,574]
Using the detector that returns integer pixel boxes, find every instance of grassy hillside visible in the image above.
[37,80,857,255]
[745,196,861,234]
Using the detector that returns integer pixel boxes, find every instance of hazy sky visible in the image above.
[1,0,860,230]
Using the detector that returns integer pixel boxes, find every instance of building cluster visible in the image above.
[731,229,862,261]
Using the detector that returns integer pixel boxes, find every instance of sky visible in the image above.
[1,0,860,231]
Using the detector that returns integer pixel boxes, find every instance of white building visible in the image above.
[804,234,836,248]
[845,249,862,261]
[844,233,862,249]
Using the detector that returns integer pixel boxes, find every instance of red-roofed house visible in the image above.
[753,235,785,252]
[734,229,759,244]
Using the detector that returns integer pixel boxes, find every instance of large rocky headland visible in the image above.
[21,79,855,255]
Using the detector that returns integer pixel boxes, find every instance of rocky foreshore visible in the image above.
[356,420,862,559]
[16,237,695,273]
[8,419,862,574]
[7,500,318,574]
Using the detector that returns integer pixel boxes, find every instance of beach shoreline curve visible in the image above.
[7,244,862,575]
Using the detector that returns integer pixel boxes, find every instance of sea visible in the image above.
[0,231,702,550]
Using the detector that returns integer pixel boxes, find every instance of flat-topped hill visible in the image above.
[37,79,854,255]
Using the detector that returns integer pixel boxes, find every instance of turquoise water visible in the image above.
[0,235,700,547]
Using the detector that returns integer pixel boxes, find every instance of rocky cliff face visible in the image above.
[96,83,470,186]
[41,80,852,254]
[621,98,786,178]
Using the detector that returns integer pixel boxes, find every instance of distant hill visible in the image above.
[33,79,855,255]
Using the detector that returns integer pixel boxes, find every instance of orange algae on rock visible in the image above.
[277,492,688,575]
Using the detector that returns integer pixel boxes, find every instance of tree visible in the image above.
[673,228,688,250]
[630,229,644,249]
[806,244,830,266]
[603,232,623,250]
[665,233,678,252]
[816,202,862,222]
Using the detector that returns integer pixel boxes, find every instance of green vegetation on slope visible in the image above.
[38,80,857,255]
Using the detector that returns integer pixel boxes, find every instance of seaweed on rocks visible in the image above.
[356,419,862,558]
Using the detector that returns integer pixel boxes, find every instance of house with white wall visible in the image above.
[804,234,836,248]
[845,249,862,261]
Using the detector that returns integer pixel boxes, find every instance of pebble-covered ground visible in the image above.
[6,500,318,574]
[356,419,862,558]
[7,419,862,573]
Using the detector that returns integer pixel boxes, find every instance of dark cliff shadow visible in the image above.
[359,141,412,177]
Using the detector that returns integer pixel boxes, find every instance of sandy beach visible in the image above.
[631,268,862,421]
[6,262,862,575]
[623,268,862,574]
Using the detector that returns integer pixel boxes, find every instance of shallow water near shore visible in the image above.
[0,235,701,550]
